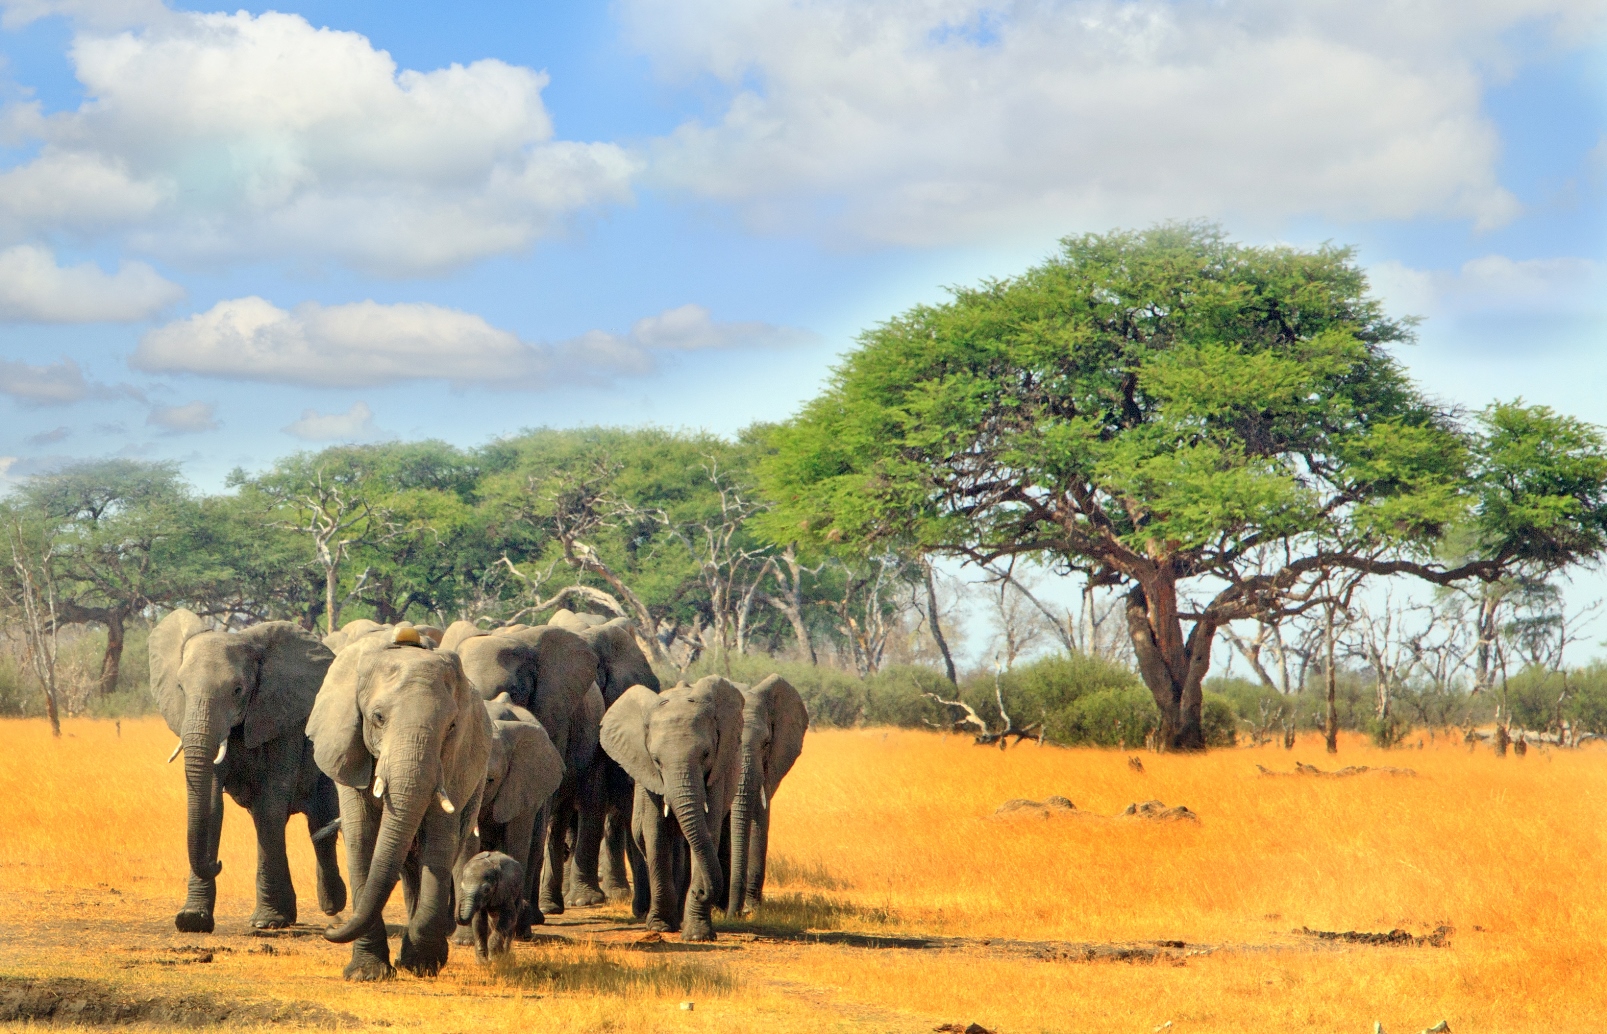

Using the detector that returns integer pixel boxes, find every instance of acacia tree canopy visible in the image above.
[757,224,1607,749]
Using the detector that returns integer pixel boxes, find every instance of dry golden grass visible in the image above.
[1,717,1603,1032]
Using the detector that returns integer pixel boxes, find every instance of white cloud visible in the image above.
[0,358,91,404]
[0,245,182,322]
[283,401,384,442]
[133,297,813,388]
[24,425,70,445]
[622,0,1602,246]
[0,8,636,274]
[1370,254,1605,317]
[146,400,219,433]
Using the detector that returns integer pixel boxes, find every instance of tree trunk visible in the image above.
[923,559,957,685]
[325,564,339,636]
[97,607,126,698]
[1324,603,1339,754]
[1124,580,1212,752]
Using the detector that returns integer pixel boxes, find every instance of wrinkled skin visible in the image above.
[547,610,662,907]
[723,675,808,915]
[306,626,491,981]
[150,609,345,934]
[601,676,743,941]
[453,694,564,944]
[456,851,524,962]
[445,621,598,921]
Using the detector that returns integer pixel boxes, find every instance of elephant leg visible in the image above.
[401,851,421,924]
[671,836,692,935]
[637,787,677,932]
[601,765,633,897]
[538,787,573,915]
[566,762,607,907]
[472,910,491,962]
[496,808,538,939]
[335,785,392,982]
[716,812,732,913]
[451,808,483,948]
[518,804,548,933]
[248,794,297,928]
[307,776,346,916]
[398,809,457,978]
[629,795,651,921]
[177,775,225,933]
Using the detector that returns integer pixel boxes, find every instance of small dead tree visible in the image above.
[5,519,61,736]
[922,666,1042,749]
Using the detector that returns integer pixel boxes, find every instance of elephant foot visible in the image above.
[174,909,214,934]
[452,924,475,947]
[250,905,296,929]
[565,884,607,908]
[538,897,564,916]
[397,940,448,978]
[602,878,632,899]
[343,958,395,982]
[680,920,716,942]
[316,875,347,916]
[644,915,673,933]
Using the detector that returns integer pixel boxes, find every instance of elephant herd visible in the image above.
[149,607,808,981]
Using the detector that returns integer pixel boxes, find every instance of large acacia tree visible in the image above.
[758,225,1607,749]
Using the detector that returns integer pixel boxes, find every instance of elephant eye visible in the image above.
[371,711,386,727]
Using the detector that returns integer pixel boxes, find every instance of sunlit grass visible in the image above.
[1,717,1604,1032]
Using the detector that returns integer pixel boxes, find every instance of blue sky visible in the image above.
[0,0,1601,495]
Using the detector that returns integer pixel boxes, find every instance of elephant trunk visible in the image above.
[181,702,228,882]
[325,753,433,944]
[666,763,721,904]
[457,881,485,925]
[726,752,759,916]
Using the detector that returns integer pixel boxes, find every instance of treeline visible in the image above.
[0,427,954,724]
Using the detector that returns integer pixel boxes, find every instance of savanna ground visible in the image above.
[1,720,1603,1033]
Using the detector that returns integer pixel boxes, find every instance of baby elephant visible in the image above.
[456,852,525,962]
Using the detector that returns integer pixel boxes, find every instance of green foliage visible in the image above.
[1201,693,1239,748]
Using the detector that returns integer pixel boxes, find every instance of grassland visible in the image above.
[1,718,1603,1032]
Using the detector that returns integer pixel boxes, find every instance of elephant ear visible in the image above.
[241,622,334,749]
[439,620,483,653]
[325,618,384,655]
[569,684,604,772]
[150,609,207,737]
[600,684,663,795]
[751,675,808,798]
[493,719,564,824]
[443,649,495,813]
[699,675,747,818]
[305,631,380,788]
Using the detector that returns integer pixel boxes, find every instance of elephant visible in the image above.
[322,618,384,655]
[600,675,743,941]
[455,693,564,941]
[456,851,524,962]
[149,608,346,934]
[306,623,493,981]
[723,675,808,916]
[547,609,662,907]
[441,619,601,919]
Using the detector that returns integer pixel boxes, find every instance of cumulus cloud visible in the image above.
[622,0,1601,245]
[146,400,219,433]
[0,358,92,404]
[0,245,182,322]
[1370,254,1605,317]
[283,401,384,442]
[0,8,636,273]
[133,297,812,388]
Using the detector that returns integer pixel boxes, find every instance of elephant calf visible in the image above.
[457,851,524,962]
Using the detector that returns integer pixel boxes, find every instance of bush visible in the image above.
[1055,687,1157,747]
[1202,692,1238,747]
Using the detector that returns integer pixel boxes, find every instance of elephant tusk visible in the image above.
[167,741,183,764]
[436,786,456,814]
[311,818,341,843]
[761,785,768,811]
[213,740,228,765]
[662,800,669,818]
[372,775,386,799]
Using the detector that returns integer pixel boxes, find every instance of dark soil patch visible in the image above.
[993,796,1077,819]
[1297,925,1452,947]
[0,975,360,1028]
[1120,800,1200,823]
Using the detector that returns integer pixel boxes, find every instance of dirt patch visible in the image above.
[1120,800,1200,823]
[1258,763,1418,778]
[993,796,1077,819]
[1297,926,1452,947]
[0,975,361,1028]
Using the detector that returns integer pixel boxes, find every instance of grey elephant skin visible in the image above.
[150,608,346,934]
[458,693,564,942]
[438,619,600,922]
[724,675,808,915]
[547,609,662,908]
[601,675,743,941]
[306,624,492,981]
[456,851,524,962]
